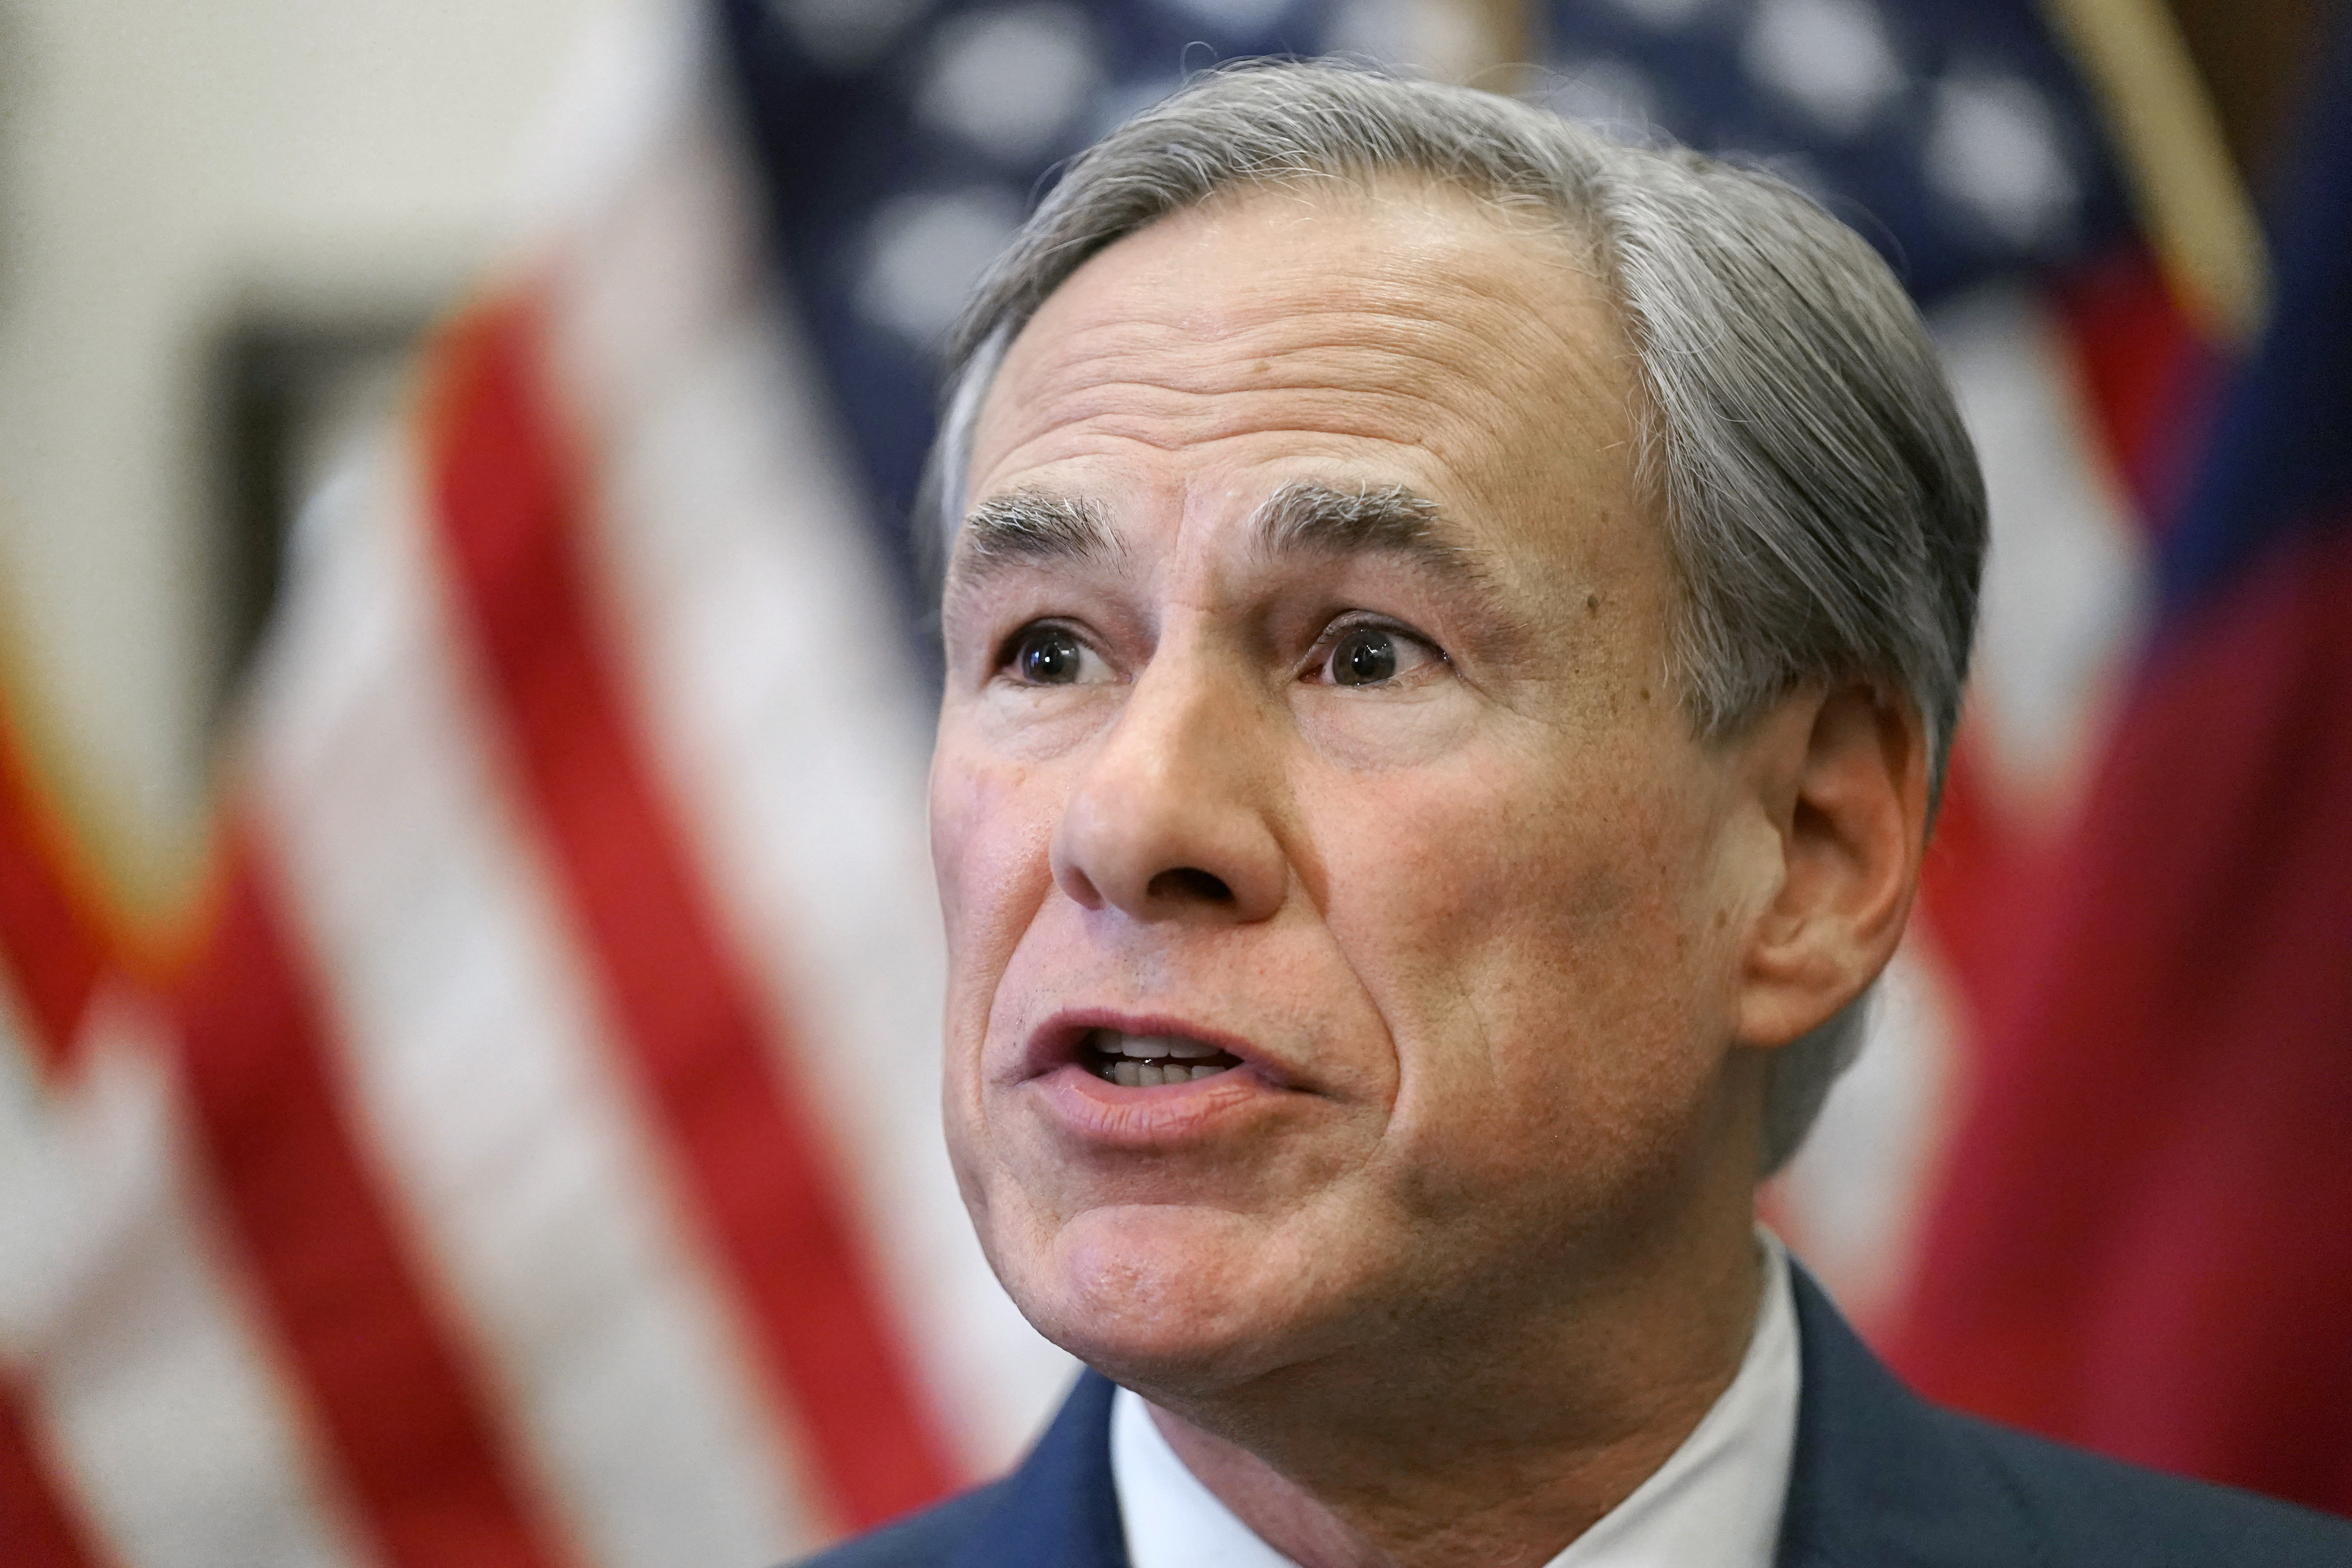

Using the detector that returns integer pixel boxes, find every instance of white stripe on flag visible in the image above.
[536,80,1075,1477]
[1938,281,2147,815]
[1769,939,1964,1318]
[248,441,818,1568]
[0,996,370,1568]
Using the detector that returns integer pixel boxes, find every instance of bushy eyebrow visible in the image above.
[946,480,1508,665]
[953,481,1483,576]
[1249,482,1485,586]
[951,489,1120,582]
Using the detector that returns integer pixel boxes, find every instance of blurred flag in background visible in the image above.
[0,11,1007,1564]
[0,0,2343,1565]
[1890,15,2352,1518]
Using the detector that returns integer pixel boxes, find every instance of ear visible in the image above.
[1734,682,1930,1049]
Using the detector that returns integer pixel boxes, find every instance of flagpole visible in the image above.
[2039,0,2272,344]
[1426,0,1541,94]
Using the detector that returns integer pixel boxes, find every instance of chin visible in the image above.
[998,1204,1319,1397]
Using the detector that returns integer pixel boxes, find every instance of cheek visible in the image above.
[930,743,1060,984]
[1317,750,1735,1203]
[932,745,1063,1222]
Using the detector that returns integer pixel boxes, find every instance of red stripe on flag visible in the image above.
[0,711,129,1567]
[0,710,112,1069]
[422,294,955,1530]
[1913,736,2033,1024]
[2050,247,2223,533]
[169,822,575,1568]
[1889,528,2352,1517]
[0,1377,107,1568]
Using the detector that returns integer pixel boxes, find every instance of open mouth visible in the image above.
[1080,1028,1244,1087]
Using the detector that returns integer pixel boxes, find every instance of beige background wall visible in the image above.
[0,0,644,907]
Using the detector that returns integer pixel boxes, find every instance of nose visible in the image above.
[1050,648,1289,924]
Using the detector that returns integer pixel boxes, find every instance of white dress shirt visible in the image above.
[1112,1233,1801,1568]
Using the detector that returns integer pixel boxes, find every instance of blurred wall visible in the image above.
[0,0,644,908]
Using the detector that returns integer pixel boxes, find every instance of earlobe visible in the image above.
[1735,682,1929,1049]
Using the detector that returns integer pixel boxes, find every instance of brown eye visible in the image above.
[1013,625,1087,684]
[1330,627,1400,686]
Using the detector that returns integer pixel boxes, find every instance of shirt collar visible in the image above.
[1111,1231,1801,1568]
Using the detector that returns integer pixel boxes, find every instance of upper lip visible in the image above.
[1019,1007,1285,1086]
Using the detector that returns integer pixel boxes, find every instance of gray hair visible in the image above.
[921,60,1985,1174]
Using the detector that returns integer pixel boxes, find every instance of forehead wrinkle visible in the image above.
[983,289,1626,486]
[1013,308,1567,416]
[983,363,1538,479]
[971,175,1632,482]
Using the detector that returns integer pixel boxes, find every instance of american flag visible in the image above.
[1,13,1057,1564]
[9,0,2312,1564]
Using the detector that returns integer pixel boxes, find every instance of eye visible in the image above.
[1320,623,1442,687]
[1004,623,1105,686]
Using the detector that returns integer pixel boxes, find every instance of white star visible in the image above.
[915,5,1103,165]
[856,188,1027,350]
[1924,72,2081,250]
[1742,0,1906,137]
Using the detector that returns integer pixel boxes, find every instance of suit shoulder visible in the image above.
[783,1482,1011,1568]
[1941,1405,2352,1566]
[1784,1265,2352,1567]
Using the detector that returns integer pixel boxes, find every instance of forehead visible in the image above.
[962,179,1654,585]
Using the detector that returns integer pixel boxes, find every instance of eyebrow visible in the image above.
[1248,481,1486,586]
[951,481,1486,584]
[952,489,1121,580]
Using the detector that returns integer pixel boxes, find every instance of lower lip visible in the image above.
[1028,1060,1285,1147]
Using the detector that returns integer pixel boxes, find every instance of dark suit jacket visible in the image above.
[796,1270,2352,1566]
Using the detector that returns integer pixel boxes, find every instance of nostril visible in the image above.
[1060,866,1105,909]
[1146,867,1233,904]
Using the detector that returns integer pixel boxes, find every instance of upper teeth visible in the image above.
[1103,1033,1221,1060]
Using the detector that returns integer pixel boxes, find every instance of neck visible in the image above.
[1143,1220,1768,1568]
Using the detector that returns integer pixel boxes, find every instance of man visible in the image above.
[804,61,2352,1568]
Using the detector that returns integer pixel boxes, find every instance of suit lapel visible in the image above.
[1775,1267,2042,1568]
[950,1372,1130,1568]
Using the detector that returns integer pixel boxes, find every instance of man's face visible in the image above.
[931,183,1776,1396]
